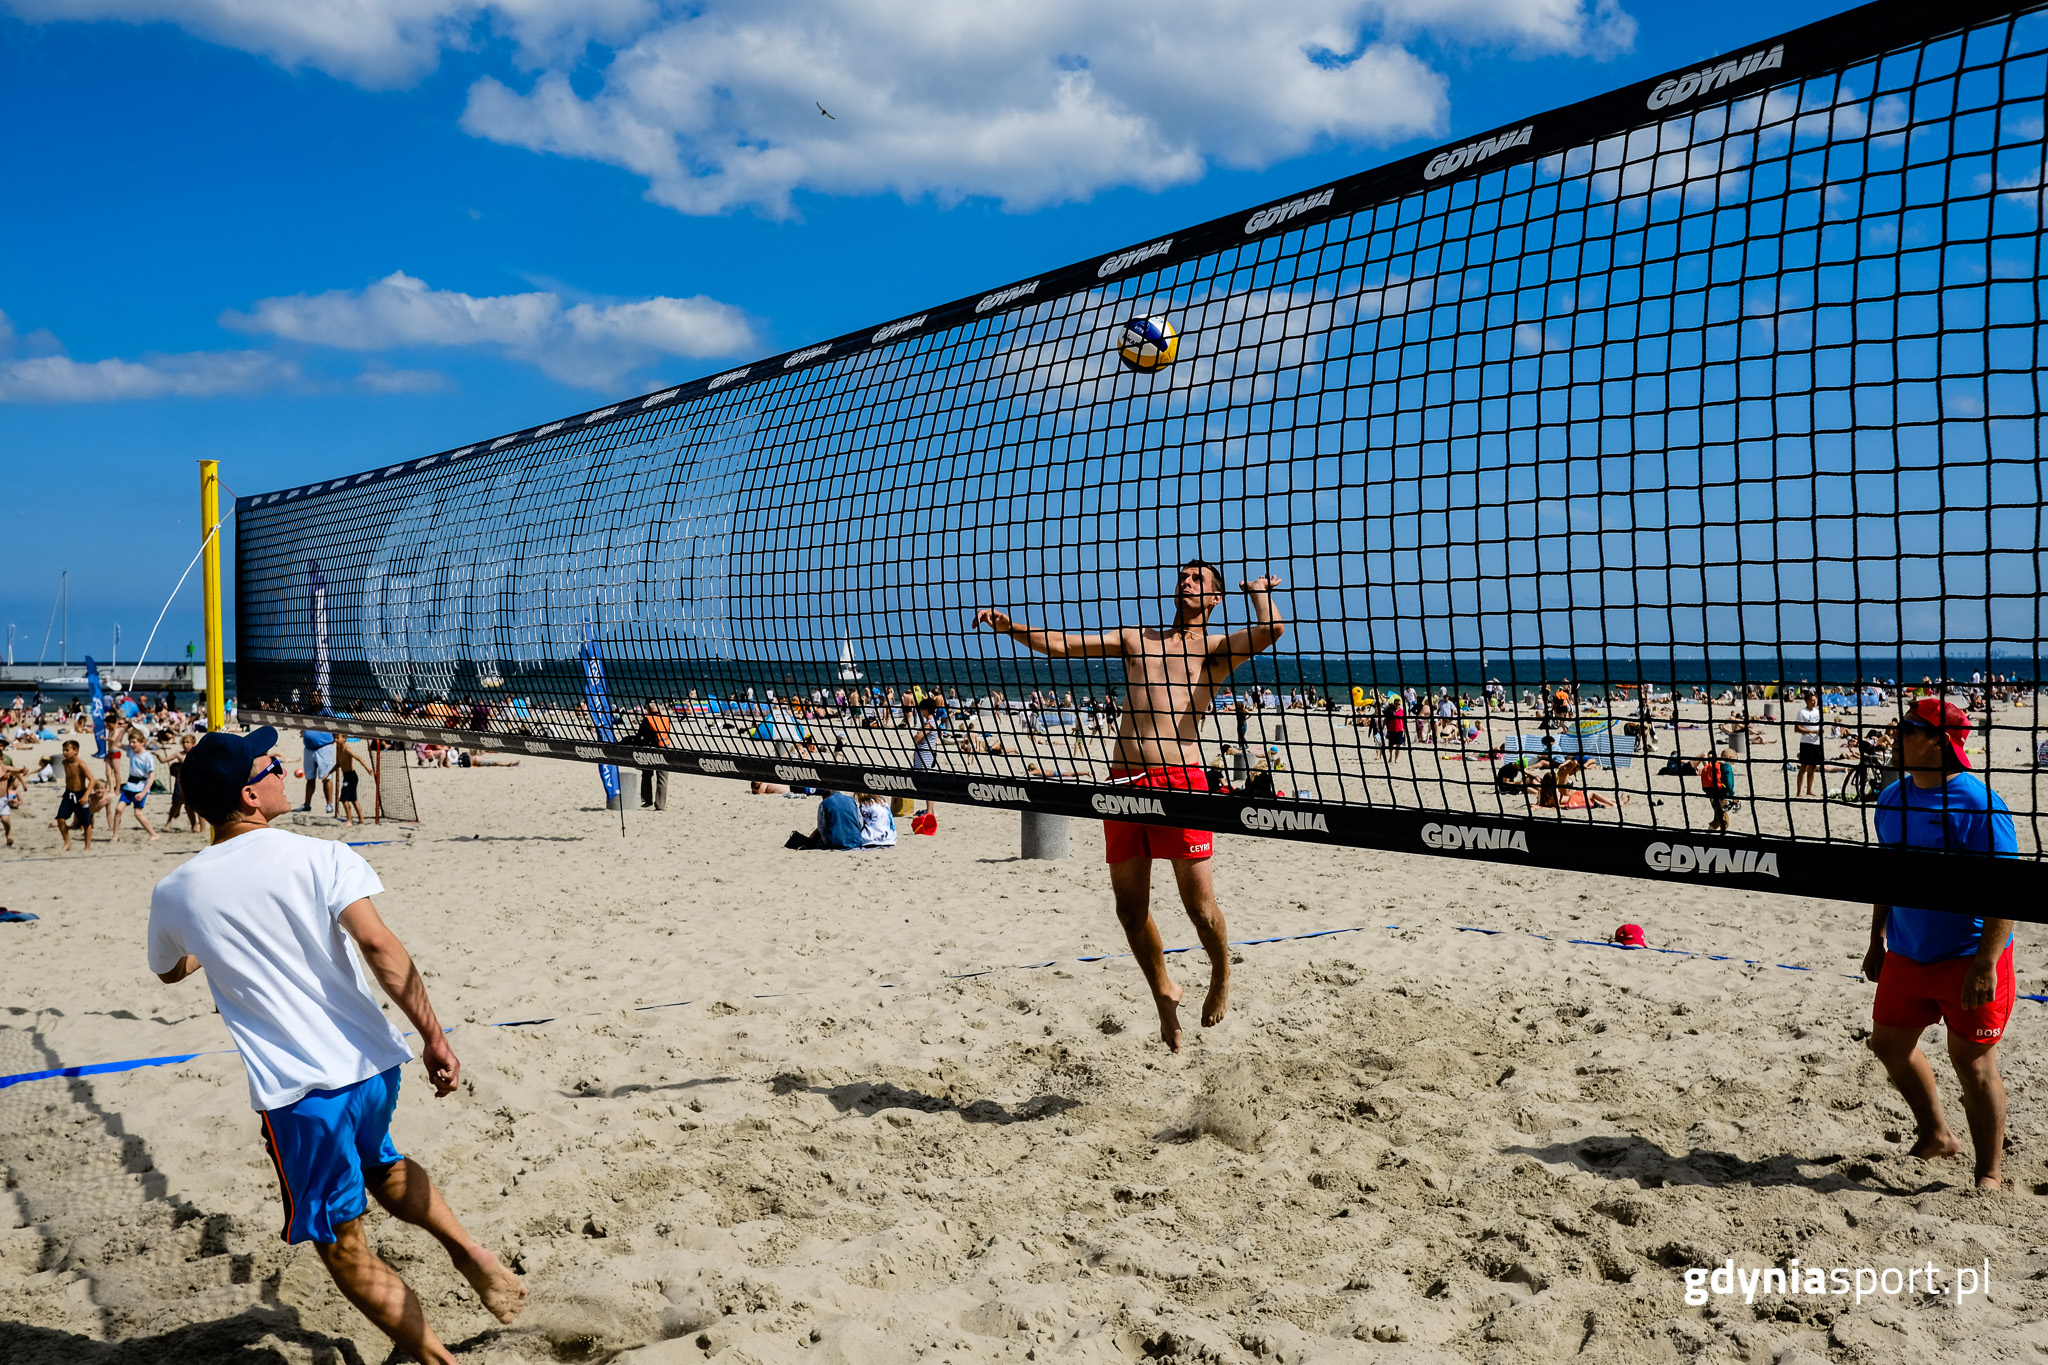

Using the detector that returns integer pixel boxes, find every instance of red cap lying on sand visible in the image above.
[1614,923,1647,947]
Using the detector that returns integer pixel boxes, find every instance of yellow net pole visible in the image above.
[200,460,225,733]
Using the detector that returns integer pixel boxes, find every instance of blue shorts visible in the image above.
[259,1066,405,1244]
[119,787,146,808]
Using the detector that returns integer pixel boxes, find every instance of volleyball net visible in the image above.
[237,0,2048,915]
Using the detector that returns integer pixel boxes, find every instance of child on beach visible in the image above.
[334,740,364,824]
[111,734,161,842]
[54,740,96,851]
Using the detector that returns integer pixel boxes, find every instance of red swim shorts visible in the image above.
[1873,942,2016,1044]
[1102,766,1212,863]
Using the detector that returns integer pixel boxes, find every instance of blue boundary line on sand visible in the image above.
[7,922,2043,1091]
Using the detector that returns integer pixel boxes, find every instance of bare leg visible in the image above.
[1867,1025,1963,1162]
[1946,1035,2007,1189]
[313,1213,456,1365]
[132,805,159,840]
[1109,856,1182,1052]
[366,1157,526,1322]
[1169,857,1231,1028]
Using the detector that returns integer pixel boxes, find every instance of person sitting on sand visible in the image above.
[1863,697,2018,1190]
[787,789,863,850]
[857,792,897,848]
[1535,759,1628,810]
[149,727,526,1360]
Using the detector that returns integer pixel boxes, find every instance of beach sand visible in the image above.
[3,735,2047,1362]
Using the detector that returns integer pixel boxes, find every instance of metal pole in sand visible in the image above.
[1021,810,1068,860]
[199,461,225,734]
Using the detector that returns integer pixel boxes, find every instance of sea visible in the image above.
[223,653,2038,714]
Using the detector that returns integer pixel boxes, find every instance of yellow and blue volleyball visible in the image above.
[1117,315,1178,372]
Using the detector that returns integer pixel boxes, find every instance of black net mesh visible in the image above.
[238,0,2048,915]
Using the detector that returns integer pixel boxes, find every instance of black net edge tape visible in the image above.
[236,0,2039,508]
[243,709,2042,919]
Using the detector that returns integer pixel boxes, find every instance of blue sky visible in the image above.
[0,0,1847,665]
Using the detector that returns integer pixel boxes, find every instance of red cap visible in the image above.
[1615,923,1647,947]
[1902,696,1972,769]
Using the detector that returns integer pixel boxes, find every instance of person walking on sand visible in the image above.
[148,727,526,1361]
[1862,697,2019,1190]
[111,732,161,842]
[977,561,1285,1052]
[53,739,95,851]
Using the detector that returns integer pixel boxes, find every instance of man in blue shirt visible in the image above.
[785,790,864,852]
[1864,696,2018,1190]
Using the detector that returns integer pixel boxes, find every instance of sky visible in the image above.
[0,0,1852,665]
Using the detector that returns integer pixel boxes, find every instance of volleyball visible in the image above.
[1117,315,1178,372]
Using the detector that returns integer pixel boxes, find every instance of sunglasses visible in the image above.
[246,756,285,787]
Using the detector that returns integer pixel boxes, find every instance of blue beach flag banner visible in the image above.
[85,656,106,758]
[579,626,621,804]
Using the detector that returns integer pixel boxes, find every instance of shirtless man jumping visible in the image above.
[977,562,1285,1051]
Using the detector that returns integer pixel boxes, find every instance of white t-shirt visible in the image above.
[123,750,156,793]
[859,801,897,848]
[147,829,412,1111]
[1797,707,1821,736]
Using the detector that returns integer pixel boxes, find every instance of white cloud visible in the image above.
[223,271,756,388]
[13,0,1636,215]
[3,0,657,88]
[0,311,296,401]
[355,364,453,393]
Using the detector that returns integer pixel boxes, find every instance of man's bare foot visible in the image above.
[453,1245,526,1323]
[1908,1129,1964,1160]
[1975,1172,2002,1191]
[1201,967,1229,1028]
[1153,982,1184,1053]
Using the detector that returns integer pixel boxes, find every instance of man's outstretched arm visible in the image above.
[1214,575,1286,671]
[339,897,461,1097]
[975,609,1124,659]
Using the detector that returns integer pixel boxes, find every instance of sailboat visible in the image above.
[837,635,863,683]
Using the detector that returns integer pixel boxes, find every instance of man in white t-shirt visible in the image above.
[1794,690,1825,797]
[149,726,524,1363]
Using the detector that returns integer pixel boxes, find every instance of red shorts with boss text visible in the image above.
[1873,943,2016,1043]
[1102,766,1212,863]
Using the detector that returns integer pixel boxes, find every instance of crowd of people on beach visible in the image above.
[0,690,219,849]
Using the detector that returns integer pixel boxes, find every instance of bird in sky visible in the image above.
[816,102,836,119]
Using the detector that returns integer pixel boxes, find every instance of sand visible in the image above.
[3,733,2047,1363]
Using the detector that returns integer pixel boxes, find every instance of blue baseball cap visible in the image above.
[180,726,280,823]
